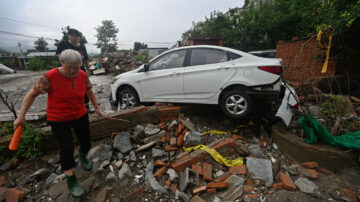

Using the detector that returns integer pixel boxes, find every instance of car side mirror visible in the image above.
[143,64,149,72]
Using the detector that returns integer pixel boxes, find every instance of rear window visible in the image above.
[228,52,242,60]
[190,48,228,66]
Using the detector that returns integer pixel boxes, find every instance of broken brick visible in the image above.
[298,167,318,179]
[161,136,166,143]
[340,188,358,202]
[316,167,334,175]
[244,185,255,193]
[121,186,144,202]
[243,194,259,199]
[202,162,213,181]
[165,146,179,152]
[159,106,181,122]
[165,179,171,186]
[272,182,283,190]
[170,183,178,194]
[190,195,206,202]
[246,178,253,185]
[5,188,25,202]
[192,186,207,194]
[177,134,184,146]
[171,153,204,173]
[191,164,202,175]
[177,123,183,135]
[229,165,247,175]
[154,166,167,179]
[170,137,177,146]
[278,172,297,191]
[301,162,319,169]
[155,160,166,167]
[207,182,228,189]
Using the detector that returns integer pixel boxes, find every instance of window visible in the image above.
[190,49,228,66]
[149,50,186,71]
[228,52,242,60]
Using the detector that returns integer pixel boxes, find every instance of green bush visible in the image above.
[136,54,148,64]
[27,57,47,71]
[320,94,353,118]
[16,124,44,161]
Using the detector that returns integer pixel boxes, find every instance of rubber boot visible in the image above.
[79,153,92,171]
[65,174,84,198]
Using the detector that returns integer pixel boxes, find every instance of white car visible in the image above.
[110,45,284,118]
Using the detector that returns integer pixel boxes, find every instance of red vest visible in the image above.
[46,68,87,121]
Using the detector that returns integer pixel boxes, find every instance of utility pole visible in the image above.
[17,42,24,69]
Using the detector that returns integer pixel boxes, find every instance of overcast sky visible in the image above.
[0,0,243,54]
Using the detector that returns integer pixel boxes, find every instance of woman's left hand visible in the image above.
[95,108,104,119]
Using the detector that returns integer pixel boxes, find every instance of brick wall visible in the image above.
[276,37,336,82]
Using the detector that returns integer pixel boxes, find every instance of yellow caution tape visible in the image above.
[236,120,255,128]
[317,25,333,74]
[183,145,243,167]
[202,130,228,135]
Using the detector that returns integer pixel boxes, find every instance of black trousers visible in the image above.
[49,114,91,171]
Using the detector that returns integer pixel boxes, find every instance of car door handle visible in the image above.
[217,67,231,70]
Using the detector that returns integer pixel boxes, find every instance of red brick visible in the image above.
[177,123,183,135]
[154,166,167,179]
[244,185,255,193]
[161,136,166,143]
[229,165,247,175]
[232,134,245,141]
[206,188,217,194]
[165,179,171,186]
[202,162,213,181]
[164,146,178,152]
[170,183,178,193]
[246,178,253,185]
[212,138,235,150]
[191,164,202,175]
[301,162,318,169]
[170,137,177,146]
[155,160,166,167]
[316,167,334,175]
[298,167,318,179]
[5,188,25,202]
[171,153,204,173]
[155,102,167,106]
[207,182,227,189]
[192,186,207,194]
[272,182,283,190]
[177,134,184,146]
[190,195,206,202]
[121,186,144,202]
[278,172,297,191]
[340,188,358,202]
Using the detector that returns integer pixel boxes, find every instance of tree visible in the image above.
[54,26,88,47]
[133,42,148,51]
[95,20,119,54]
[34,37,48,52]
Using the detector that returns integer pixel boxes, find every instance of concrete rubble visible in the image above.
[0,104,359,201]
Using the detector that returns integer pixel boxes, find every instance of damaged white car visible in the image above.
[110,45,293,119]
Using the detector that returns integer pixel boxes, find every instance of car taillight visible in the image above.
[258,66,283,75]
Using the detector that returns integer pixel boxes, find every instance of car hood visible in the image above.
[115,66,143,79]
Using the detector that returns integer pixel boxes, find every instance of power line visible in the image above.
[0,16,60,30]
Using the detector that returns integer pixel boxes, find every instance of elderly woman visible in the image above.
[13,49,103,197]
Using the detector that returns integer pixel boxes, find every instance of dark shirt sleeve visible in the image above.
[56,41,66,55]
[82,45,89,61]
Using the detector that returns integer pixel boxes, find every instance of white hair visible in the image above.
[60,49,83,66]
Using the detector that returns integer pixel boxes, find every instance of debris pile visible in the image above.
[90,51,147,74]
[0,104,359,201]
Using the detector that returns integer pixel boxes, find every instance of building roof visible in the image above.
[26,52,56,57]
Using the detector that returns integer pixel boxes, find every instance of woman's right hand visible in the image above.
[13,116,25,130]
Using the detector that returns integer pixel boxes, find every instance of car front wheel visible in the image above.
[117,88,139,110]
[220,89,252,118]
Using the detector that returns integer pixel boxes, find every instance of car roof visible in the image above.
[149,45,256,62]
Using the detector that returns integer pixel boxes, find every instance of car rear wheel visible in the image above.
[220,89,252,118]
[117,88,139,110]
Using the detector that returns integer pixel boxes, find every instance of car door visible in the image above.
[139,49,187,101]
[184,48,237,100]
